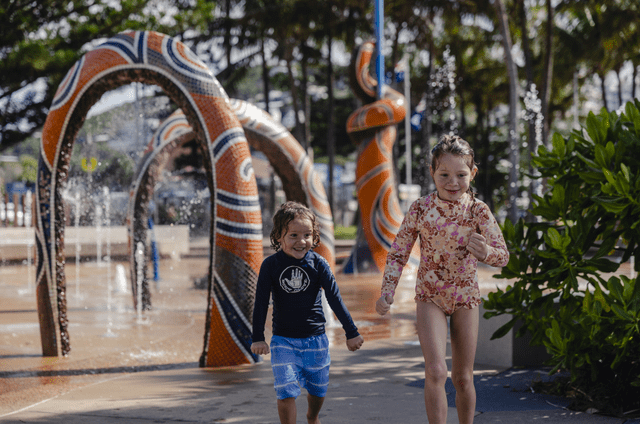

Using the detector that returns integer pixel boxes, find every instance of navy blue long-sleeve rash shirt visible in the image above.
[252,250,360,342]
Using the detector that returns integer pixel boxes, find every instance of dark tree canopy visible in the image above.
[0,0,214,151]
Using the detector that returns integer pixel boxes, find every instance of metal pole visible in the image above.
[403,57,411,186]
[573,70,579,129]
[375,0,384,99]
[148,217,160,284]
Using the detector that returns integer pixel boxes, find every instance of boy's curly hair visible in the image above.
[270,201,321,251]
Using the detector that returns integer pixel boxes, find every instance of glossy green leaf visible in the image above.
[552,133,566,157]
[551,185,565,208]
[608,278,624,303]
[490,317,518,340]
[605,142,615,162]
[546,227,563,251]
[586,112,602,145]
[595,145,608,167]
[575,151,599,168]
[547,320,564,349]
[611,304,633,321]
[620,163,631,183]
[626,102,640,138]
[578,170,605,184]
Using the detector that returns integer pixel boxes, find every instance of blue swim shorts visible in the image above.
[270,334,330,399]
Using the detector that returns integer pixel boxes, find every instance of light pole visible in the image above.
[375,0,384,99]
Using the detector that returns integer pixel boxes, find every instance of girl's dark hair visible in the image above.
[430,134,477,173]
[270,201,320,251]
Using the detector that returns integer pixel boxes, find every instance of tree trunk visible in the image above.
[420,43,434,197]
[224,0,232,69]
[541,0,554,148]
[261,36,270,115]
[493,0,520,224]
[327,33,336,215]
[285,43,304,145]
[616,67,623,109]
[633,64,638,99]
[518,0,538,221]
[480,103,494,211]
[599,70,609,111]
[301,49,310,151]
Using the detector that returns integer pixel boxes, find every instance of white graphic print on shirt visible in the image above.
[279,266,310,293]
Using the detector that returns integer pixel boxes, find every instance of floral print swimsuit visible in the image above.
[381,192,509,315]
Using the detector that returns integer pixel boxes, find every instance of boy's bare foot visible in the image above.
[306,415,321,424]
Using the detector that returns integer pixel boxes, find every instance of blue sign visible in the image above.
[411,111,424,132]
[5,181,35,196]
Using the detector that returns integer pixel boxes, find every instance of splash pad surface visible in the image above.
[0,251,511,418]
[1,256,402,414]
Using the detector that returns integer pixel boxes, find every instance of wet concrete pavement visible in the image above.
[1,255,638,423]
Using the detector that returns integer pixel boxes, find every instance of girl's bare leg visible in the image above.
[306,394,324,424]
[277,397,296,424]
[416,300,449,424]
[450,306,479,424]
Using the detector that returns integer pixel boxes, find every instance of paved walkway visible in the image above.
[2,335,639,423]
[1,254,638,423]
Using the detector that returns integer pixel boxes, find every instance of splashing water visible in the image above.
[135,241,146,324]
[96,205,103,268]
[522,84,544,199]
[522,83,544,149]
[103,187,112,293]
[427,46,458,136]
[115,264,129,293]
[74,191,81,298]
[443,46,458,135]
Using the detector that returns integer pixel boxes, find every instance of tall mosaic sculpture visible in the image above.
[36,30,262,367]
[344,41,418,273]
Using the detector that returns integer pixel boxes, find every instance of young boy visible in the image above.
[251,201,364,424]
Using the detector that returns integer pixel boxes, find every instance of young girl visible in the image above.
[376,135,509,424]
[252,201,364,424]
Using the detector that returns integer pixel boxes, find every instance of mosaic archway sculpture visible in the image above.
[128,110,196,314]
[128,102,335,319]
[228,99,335,266]
[344,41,418,273]
[36,30,262,367]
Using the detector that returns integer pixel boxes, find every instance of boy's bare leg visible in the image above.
[416,300,449,424]
[306,394,324,424]
[277,397,297,424]
[450,307,479,424]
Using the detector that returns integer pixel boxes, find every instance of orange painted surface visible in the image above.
[206,301,253,367]
[346,41,408,272]
[38,31,263,365]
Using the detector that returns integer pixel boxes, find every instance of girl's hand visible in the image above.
[251,341,269,355]
[376,295,394,315]
[346,335,364,351]
[467,233,488,261]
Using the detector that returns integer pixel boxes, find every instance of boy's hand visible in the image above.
[376,295,394,315]
[251,341,269,355]
[467,233,488,261]
[346,335,364,352]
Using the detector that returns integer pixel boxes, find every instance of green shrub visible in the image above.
[483,101,640,416]
[334,225,357,240]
